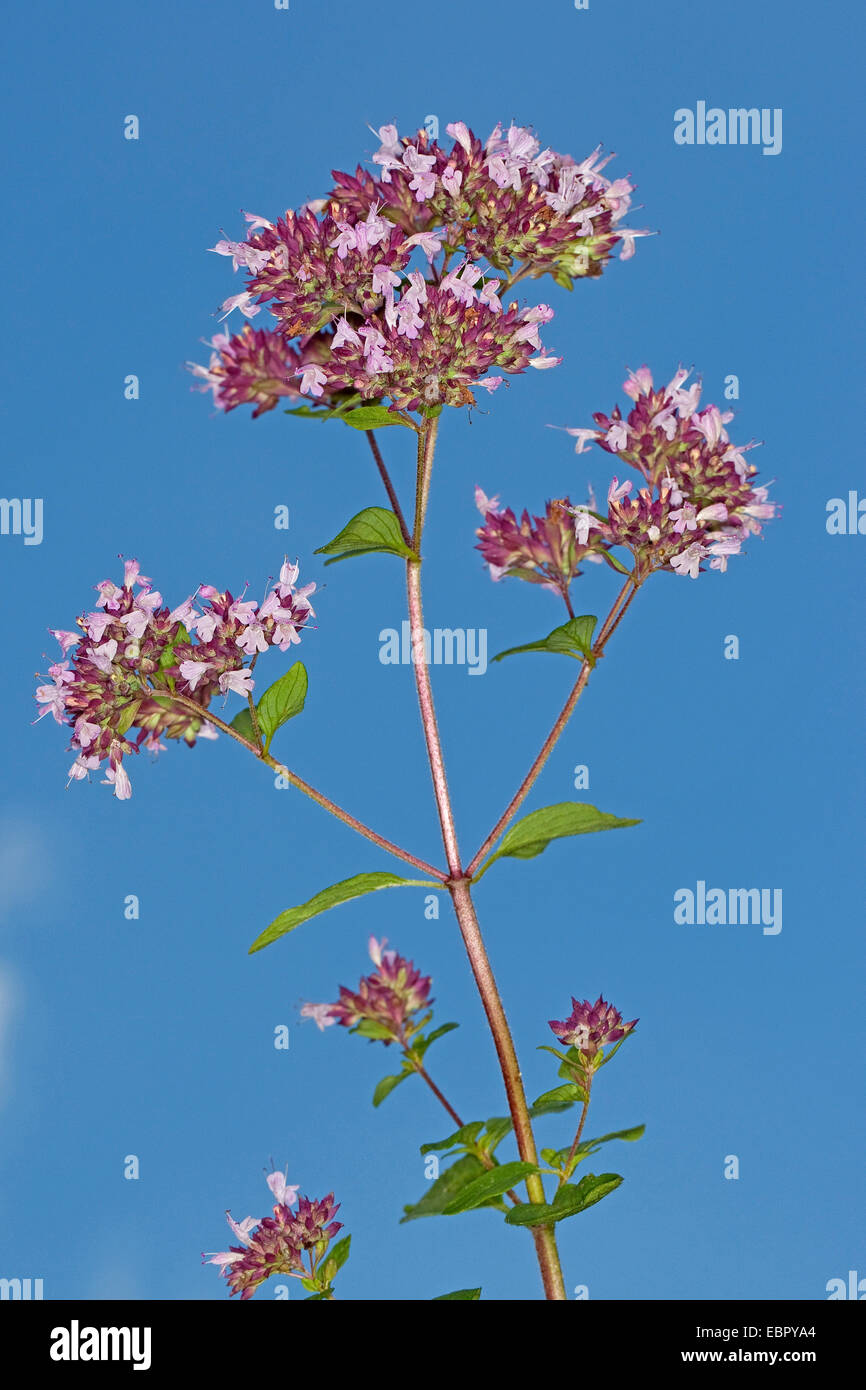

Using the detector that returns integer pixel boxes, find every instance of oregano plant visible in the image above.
[35,118,775,1301]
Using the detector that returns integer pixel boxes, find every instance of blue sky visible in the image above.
[1,0,863,1300]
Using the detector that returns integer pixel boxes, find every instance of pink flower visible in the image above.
[266,1171,301,1209]
[298,364,327,398]
[236,622,268,657]
[179,659,212,691]
[51,630,80,655]
[670,542,707,578]
[219,668,254,697]
[562,426,600,454]
[608,477,632,504]
[104,762,132,800]
[549,994,638,1063]
[446,120,473,154]
[401,229,445,261]
[219,291,262,321]
[474,485,501,518]
[300,1002,338,1032]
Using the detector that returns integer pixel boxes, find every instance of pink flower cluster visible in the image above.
[558,367,776,581]
[474,485,607,602]
[301,935,433,1046]
[549,995,638,1064]
[190,121,644,420]
[204,1170,343,1300]
[35,559,315,798]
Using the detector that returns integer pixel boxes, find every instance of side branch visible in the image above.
[466,577,641,878]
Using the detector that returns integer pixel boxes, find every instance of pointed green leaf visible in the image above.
[249,872,431,954]
[339,405,415,431]
[530,1083,587,1115]
[475,802,641,879]
[600,549,633,576]
[115,699,142,736]
[433,1288,481,1300]
[328,1235,351,1271]
[413,1022,459,1059]
[256,662,307,752]
[492,615,598,666]
[548,1125,645,1175]
[230,707,256,742]
[481,1117,515,1154]
[284,395,362,423]
[314,507,418,565]
[504,1172,623,1226]
[372,1072,411,1107]
[355,1019,399,1041]
[442,1162,539,1215]
[401,1155,496,1222]
[420,1122,485,1156]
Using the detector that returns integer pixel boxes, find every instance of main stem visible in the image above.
[406,420,567,1301]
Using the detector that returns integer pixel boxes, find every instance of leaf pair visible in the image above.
[249,800,640,953]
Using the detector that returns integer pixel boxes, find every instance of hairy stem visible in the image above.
[405,419,567,1300]
[410,1057,464,1129]
[556,1075,593,1192]
[365,430,412,547]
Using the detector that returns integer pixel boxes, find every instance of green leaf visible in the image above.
[481,1117,515,1154]
[413,1022,459,1059]
[229,707,255,742]
[256,662,307,752]
[577,1124,645,1155]
[442,1162,539,1215]
[115,699,142,736]
[314,507,418,565]
[339,405,415,431]
[158,623,190,669]
[504,1173,623,1226]
[474,802,641,879]
[536,1044,575,1067]
[530,1083,587,1115]
[600,549,633,576]
[283,393,363,423]
[420,1122,485,1156]
[433,1288,481,1300]
[372,1072,411,1107]
[401,1155,493,1222]
[492,615,598,666]
[355,1019,398,1041]
[548,1125,645,1175]
[248,872,431,954]
[328,1235,351,1271]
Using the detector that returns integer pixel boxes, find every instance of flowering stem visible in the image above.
[412,414,439,551]
[405,420,567,1300]
[448,879,563,1290]
[465,576,640,879]
[167,693,447,882]
[556,1074,593,1193]
[365,430,412,547]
